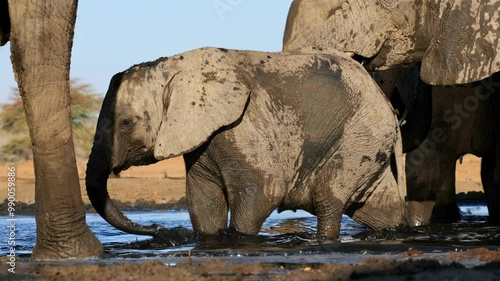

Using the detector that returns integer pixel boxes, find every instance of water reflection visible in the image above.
[0,205,497,258]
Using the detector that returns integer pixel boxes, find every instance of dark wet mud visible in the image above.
[5,249,500,281]
[102,205,499,263]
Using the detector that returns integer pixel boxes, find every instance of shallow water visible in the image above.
[1,205,498,259]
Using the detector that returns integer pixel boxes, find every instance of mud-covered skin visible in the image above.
[283,0,500,85]
[405,80,498,226]
[86,47,405,239]
[283,0,500,226]
[6,0,103,259]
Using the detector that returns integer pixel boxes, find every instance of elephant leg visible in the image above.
[220,164,278,236]
[10,0,102,258]
[315,143,404,238]
[406,145,460,226]
[314,174,344,240]
[226,180,277,236]
[481,154,500,224]
[184,155,228,235]
[348,164,405,230]
[310,150,354,239]
[431,164,461,223]
[482,87,500,224]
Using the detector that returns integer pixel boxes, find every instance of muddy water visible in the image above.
[1,205,498,260]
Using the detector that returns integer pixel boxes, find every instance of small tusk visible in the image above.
[345,51,355,57]
[399,109,408,126]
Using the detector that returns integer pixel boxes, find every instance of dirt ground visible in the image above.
[0,154,485,205]
[2,248,500,280]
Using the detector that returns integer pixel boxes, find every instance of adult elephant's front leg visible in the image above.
[406,146,460,226]
[482,90,500,224]
[481,154,500,224]
[9,0,102,258]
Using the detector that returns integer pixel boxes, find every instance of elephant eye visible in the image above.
[120,118,134,131]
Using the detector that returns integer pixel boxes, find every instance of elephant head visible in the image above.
[283,0,500,85]
[85,48,250,237]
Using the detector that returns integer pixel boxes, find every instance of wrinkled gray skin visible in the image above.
[282,1,435,154]
[86,48,406,239]
[2,0,103,259]
[283,0,500,225]
[283,0,500,85]
[406,76,500,225]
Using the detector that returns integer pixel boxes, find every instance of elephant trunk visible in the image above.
[397,68,433,153]
[85,134,160,236]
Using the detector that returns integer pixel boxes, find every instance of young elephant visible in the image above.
[86,47,405,240]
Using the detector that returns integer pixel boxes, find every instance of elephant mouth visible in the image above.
[112,152,158,175]
[111,158,131,175]
[112,165,126,176]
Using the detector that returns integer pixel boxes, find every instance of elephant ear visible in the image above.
[420,1,500,85]
[154,50,251,160]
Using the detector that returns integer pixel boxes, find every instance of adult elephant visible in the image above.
[86,48,406,240]
[1,0,103,258]
[282,0,500,224]
[406,77,500,225]
[283,1,434,154]
[283,0,500,85]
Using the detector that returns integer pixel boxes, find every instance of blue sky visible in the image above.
[0,1,292,104]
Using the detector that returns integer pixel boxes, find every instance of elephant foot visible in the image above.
[430,204,461,223]
[488,210,500,224]
[407,200,461,226]
[349,201,405,231]
[406,201,434,227]
[489,215,500,225]
[32,227,103,260]
[486,194,500,224]
[317,237,342,246]
[348,168,406,230]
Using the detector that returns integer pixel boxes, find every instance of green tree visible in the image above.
[0,80,103,162]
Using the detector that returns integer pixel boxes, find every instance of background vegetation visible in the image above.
[0,80,103,163]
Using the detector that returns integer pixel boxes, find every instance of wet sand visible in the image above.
[2,248,499,280]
